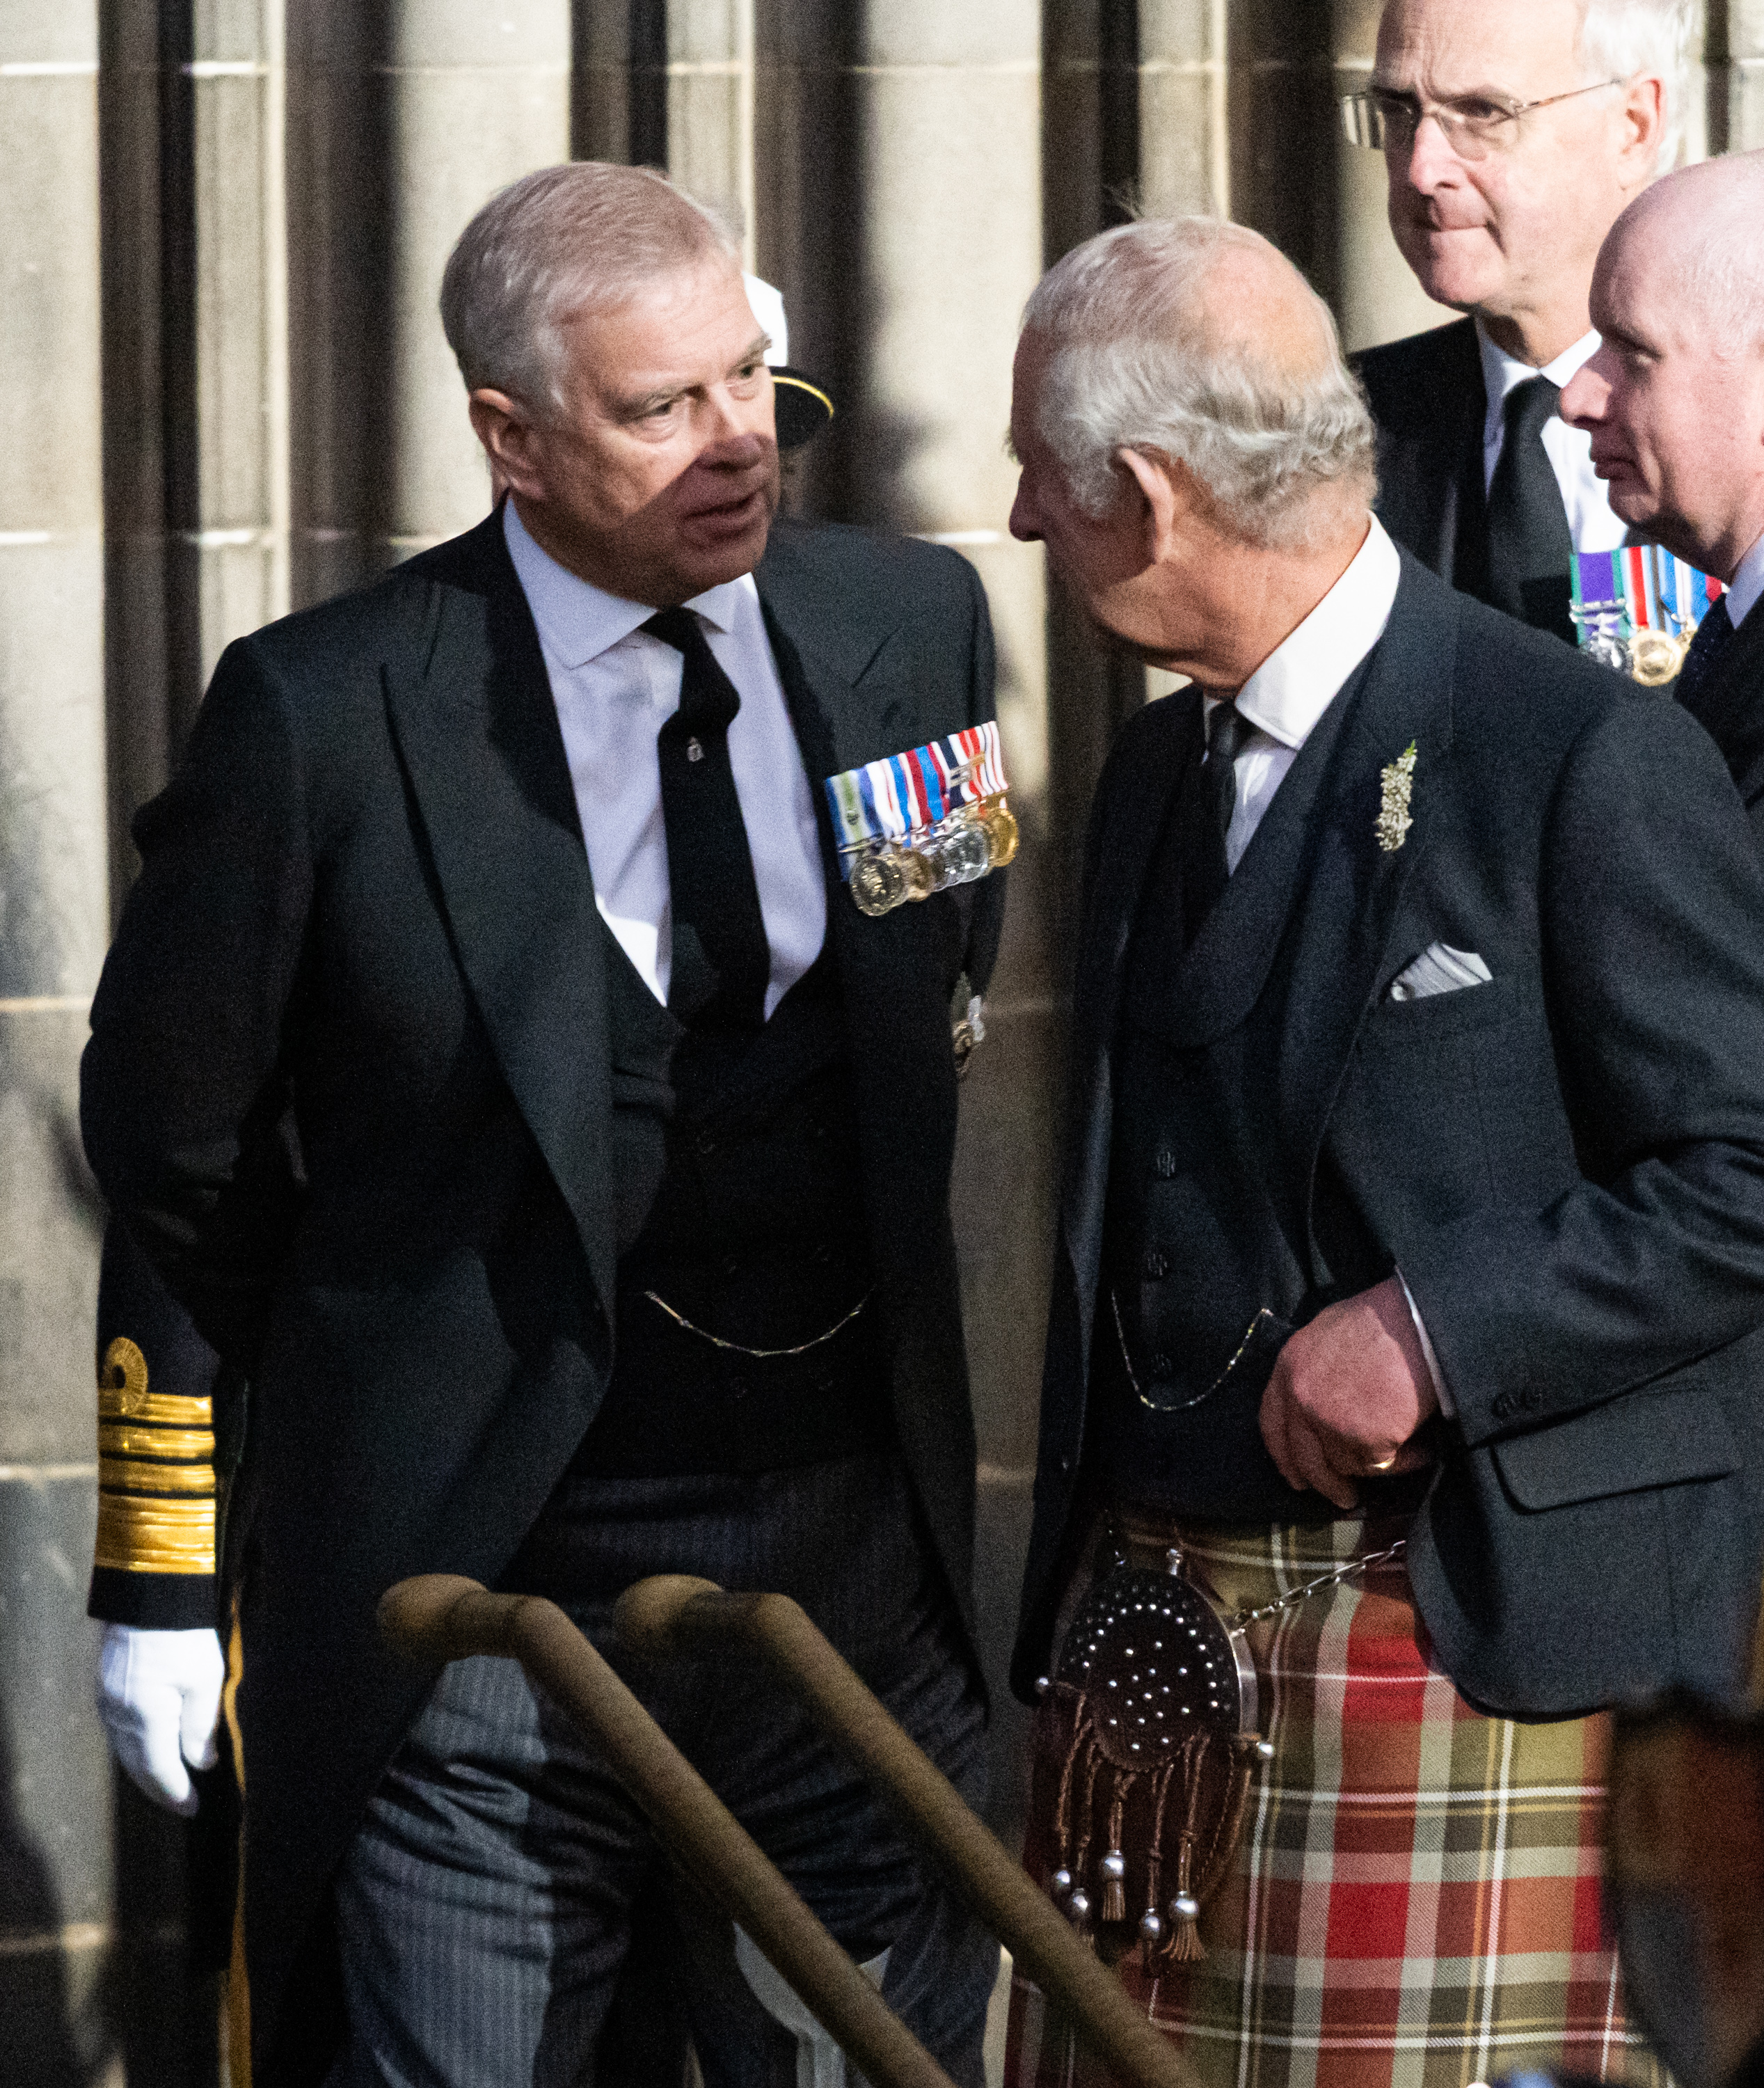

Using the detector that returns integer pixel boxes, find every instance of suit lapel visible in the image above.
[1276,562,1459,1223]
[1136,658,1372,1050]
[381,514,617,1323]
[756,561,962,1289]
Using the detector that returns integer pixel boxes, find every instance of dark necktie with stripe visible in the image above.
[642,608,770,1031]
[1183,698,1254,944]
[1485,374,1575,642]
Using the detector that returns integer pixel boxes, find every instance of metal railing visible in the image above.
[380,1572,1196,2088]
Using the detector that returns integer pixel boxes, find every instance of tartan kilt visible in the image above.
[1005,1512,1665,2088]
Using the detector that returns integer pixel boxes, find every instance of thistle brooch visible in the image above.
[1376,741,1417,853]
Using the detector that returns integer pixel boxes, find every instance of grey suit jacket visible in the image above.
[1013,557,1764,1723]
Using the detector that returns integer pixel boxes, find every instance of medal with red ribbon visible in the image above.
[825,722,1017,917]
[1572,547,1725,686]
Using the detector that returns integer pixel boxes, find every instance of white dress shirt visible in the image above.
[1205,514,1404,872]
[1725,527,1764,633]
[502,500,827,1017]
[1476,322,1626,554]
[1202,514,1453,1414]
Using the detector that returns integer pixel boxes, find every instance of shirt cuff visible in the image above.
[1397,1268,1454,1418]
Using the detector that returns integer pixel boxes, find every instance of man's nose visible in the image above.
[1559,360,1610,431]
[700,425,771,469]
[1401,113,1461,193]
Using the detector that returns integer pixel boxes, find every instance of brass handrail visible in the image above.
[616,1575,1198,2088]
[378,1574,958,2088]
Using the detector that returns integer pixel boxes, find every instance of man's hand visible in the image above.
[1259,1276,1440,1510]
[97,1624,225,1816]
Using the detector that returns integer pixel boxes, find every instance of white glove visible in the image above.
[97,1624,225,1816]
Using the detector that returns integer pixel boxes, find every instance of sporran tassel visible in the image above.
[1100,1782,1129,1924]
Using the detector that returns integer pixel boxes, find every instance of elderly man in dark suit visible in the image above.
[1001,214,1764,2088]
[81,161,1004,2088]
[1564,148,1764,839]
[1347,0,1684,640]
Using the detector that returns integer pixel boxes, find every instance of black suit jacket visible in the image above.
[81,509,1003,2087]
[1012,555,1764,1722]
[1358,317,1491,594]
[1678,601,1764,848]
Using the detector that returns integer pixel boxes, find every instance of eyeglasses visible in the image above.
[1340,79,1621,161]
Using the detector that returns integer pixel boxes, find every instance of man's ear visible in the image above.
[1618,74,1667,190]
[1115,445,1188,561]
[469,390,547,502]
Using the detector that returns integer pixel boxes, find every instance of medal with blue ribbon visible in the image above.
[1572,546,1725,686]
[825,721,1017,917]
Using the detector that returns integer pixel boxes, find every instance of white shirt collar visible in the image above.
[1476,320,1600,444]
[502,498,750,669]
[1217,515,1404,752]
[1725,527,1764,633]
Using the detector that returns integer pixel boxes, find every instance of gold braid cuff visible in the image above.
[99,1424,216,1460]
[99,1456,216,1496]
[94,1492,216,1575]
[93,1337,218,1574]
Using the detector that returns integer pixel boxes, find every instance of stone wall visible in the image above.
[1,3,1754,2079]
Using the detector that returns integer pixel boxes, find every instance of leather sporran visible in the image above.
[1039,1539,1267,1968]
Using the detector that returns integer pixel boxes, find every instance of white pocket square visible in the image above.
[1388,942,1492,1002]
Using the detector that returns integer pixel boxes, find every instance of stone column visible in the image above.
[0,3,114,2081]
[1713,0,1764,150]
[288,1,571,607]
[669,0,756,254]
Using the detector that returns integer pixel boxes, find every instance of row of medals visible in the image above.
[845,793,1020,917]
[1574,606,1693,688]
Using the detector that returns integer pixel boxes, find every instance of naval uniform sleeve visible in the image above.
[81,635,313,1370]
[87,1217,232,1628]
[1400,693,1764,1444]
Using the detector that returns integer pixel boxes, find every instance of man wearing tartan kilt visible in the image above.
[1004,216,1764,2087]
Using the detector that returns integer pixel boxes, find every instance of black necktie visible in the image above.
[642,608,770,1031]
[1183,699,1254,944]
[1674,594,1737,716]
[1485,375,1575,642]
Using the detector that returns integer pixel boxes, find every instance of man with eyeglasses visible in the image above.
[1345,0,1687,642]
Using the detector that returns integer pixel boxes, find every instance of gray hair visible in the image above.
[1577,0,1695,166]
[1021,219,1377,548]
[440,162,739,414]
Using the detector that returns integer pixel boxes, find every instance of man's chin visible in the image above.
[1394,230,1499,314]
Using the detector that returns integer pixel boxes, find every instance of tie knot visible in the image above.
[1502,373,1561,445]
[1207,699,1253,766]
[642,606,701,654]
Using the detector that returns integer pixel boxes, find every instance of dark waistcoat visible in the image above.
[1095,668,1412,1524]
[527,917,889,1489]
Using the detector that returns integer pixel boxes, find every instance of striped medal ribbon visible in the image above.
[825,720,1017,917]
[1572,546,1725,686]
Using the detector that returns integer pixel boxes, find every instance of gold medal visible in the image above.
[899,848,937,901]
[848,851,906,917]
[980,797,1019,868]
[1629,627,1686,687]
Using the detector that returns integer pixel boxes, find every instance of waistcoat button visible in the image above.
[1143,1247,1170,1279]
[1154,1147,1177,1179]
[1150,1353,1172,1379]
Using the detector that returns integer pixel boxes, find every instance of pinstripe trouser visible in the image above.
[325,1453,994,2088]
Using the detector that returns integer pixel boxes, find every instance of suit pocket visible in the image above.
[1362,974,1516,1039]
[1492,1379,1738,1511]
